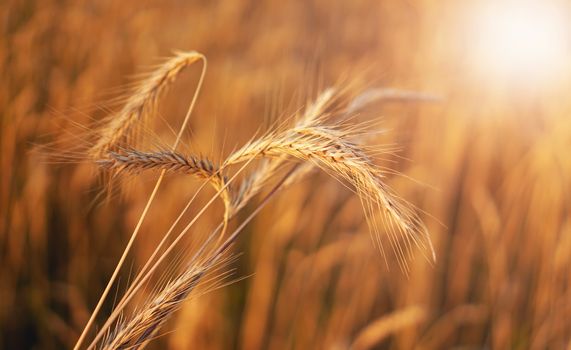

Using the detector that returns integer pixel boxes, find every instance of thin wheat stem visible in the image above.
[88,155,257,350]
[100,166,297,350]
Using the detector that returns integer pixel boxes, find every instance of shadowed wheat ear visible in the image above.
[89,51,204,159]
[97,148,231,221]
[101,266,206,350]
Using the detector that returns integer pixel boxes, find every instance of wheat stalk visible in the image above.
[90,82,435,349]
[90,90,336,347]
[74,51,207,350]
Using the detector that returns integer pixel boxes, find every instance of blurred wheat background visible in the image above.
[2,0,571,349]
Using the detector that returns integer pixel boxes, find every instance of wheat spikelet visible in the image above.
[74,52,207,350]
[97,149,226,187]
[229,88,338,213]
[101,266,206,350]
[89,51,204,159]
[97,148,232,233]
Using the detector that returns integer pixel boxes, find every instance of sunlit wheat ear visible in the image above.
[89,51,204,159]
[224,121,435,271]
[223,86,435,270]
[228,88,340,213]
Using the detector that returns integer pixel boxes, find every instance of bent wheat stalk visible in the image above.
[74,51,206,350]
[93,90,339,349]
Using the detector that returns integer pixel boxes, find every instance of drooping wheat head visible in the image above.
[224,105,435,271]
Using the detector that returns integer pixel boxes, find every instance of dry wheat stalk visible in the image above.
[74,51,206,350]
[101,267,206,350]
[351,306,427,350]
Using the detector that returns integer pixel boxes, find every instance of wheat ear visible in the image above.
[224,123,435,271]
[97,149,231,214]
[89,51,203,159]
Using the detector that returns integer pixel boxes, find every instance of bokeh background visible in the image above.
[2,0,571,349]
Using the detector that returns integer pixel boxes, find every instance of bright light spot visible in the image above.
[471,2,570,82]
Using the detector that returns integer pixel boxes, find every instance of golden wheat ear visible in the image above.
[223,88,435,271]
[89,51,204,160]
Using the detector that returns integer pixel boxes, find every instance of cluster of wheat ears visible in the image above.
[73,51,436,350]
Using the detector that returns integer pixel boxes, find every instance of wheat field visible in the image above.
[1,0,571,349]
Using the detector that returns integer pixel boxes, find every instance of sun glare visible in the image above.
[472,2,570,81]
